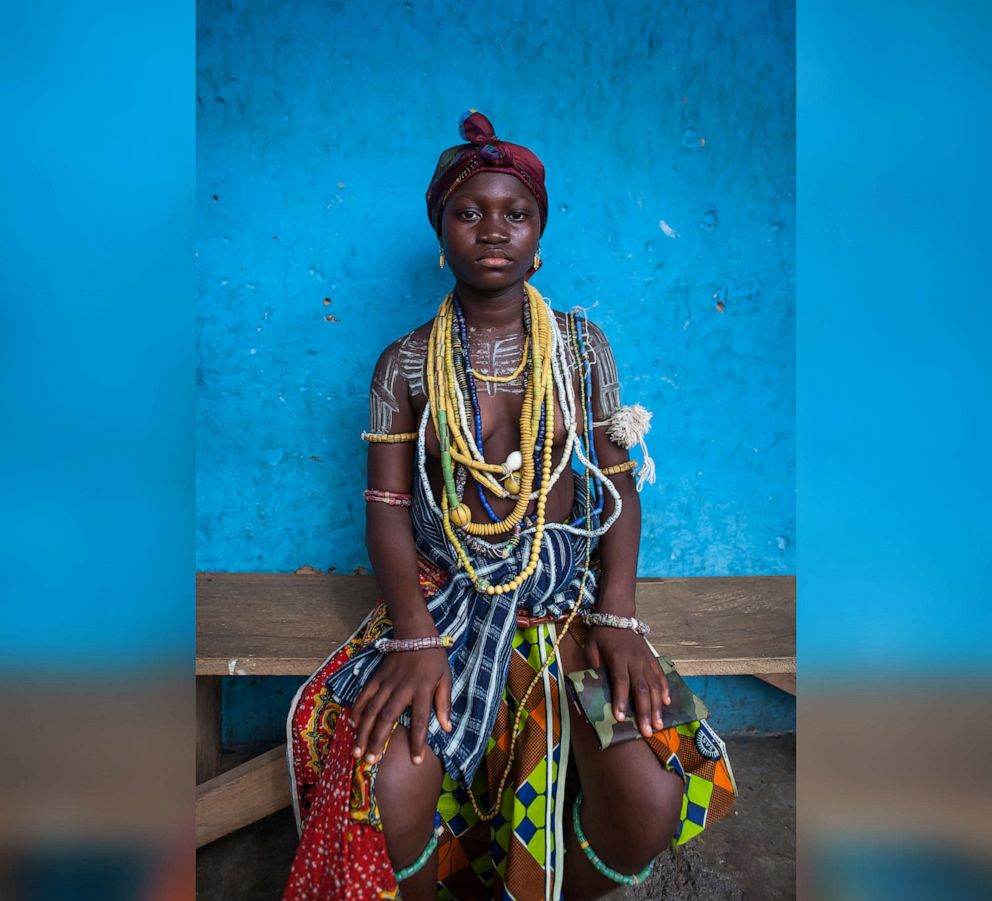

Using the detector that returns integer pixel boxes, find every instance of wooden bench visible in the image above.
[196,572,795,847]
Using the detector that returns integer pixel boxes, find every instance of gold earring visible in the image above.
[439,245,445,270]
[533,246,542,271]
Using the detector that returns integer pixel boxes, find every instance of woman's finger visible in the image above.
[630,667,654,738]
[646,664,665,732]
[352,687,388,760]
[434,669,453,733]
[365,696,407,764]
[610,665,630,722]
[350,677,380,726]
[409,688,431,765]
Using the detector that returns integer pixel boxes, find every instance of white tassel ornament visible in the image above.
[598,404,657,491]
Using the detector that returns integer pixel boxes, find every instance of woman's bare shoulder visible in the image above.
[372,320,434,399]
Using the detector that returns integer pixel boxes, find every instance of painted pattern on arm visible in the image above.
[369,344,404,434]
[397,329,428,401]
[584,320,622,418]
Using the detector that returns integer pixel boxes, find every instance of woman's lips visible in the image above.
[477,256,513,268]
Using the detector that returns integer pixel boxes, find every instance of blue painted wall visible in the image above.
[221,674,795,751]
[197,0,796,742]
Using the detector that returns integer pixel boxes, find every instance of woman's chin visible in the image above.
[453,268,529,294]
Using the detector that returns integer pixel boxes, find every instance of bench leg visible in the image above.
[197,675,222,784]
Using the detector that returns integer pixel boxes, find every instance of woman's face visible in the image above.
[440,171,541,294]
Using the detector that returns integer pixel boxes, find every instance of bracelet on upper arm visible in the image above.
[600,460,638,477]
[363,489,413,507]
[361,431,418,443]
[581,612,650,635]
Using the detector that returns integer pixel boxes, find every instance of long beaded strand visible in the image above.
[463,404,595,822]
[452,293,507,522]
[427,290,545,591]
[574,314,603,514]
[436,295,545,534]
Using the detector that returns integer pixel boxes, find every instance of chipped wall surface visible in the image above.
[196,0,796,578]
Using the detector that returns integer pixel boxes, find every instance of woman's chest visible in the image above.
[411,371,583,460]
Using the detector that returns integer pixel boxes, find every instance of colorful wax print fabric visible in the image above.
[283,563,738,900]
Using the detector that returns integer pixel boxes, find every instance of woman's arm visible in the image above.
[350,343,453,767]
[580,321,671,737]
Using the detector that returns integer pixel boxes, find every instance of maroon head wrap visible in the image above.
[425,110,548,237]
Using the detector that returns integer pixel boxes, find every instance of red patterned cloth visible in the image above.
[283,714,398,901]
[283,565,448,901]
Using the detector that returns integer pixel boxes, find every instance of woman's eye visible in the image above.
[507,210,528,222]
[457,210,480,221]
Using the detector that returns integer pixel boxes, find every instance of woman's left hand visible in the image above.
[584,626,671,738]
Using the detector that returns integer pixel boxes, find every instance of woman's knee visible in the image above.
[373,726,443,864]
[585,768,683,863]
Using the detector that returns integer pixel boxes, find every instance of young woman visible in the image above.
[284,111,736,901]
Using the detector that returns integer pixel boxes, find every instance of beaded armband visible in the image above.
[361,431,418,444]
[600,460,638,477]
[581,612,650,635]
[373,635,455,653]
[363,489,413,507]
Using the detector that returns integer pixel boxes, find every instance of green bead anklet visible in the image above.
[394,824,443,884]
[572,790,654,886]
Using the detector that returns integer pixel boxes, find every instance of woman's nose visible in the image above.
[478,212,509,243]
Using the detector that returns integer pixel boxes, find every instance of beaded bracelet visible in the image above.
[573,790,654,886]
[373,635,455,653]
[361,431,418,444]
[581,611,651,635]
[363,488,413,507]
[600,460,639,477]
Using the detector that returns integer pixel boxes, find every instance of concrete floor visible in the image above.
[196,734,794,900]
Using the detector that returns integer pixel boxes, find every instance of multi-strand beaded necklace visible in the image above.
[427,282,558,597]
[424,283,632,821]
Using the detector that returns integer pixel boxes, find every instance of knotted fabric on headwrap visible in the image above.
[426,110,548,237]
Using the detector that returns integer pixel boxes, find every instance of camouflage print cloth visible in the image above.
[566,656,710,749]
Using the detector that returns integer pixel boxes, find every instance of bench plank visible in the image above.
[196,745,292,848]
[196,573,795,677]
[756,673,798,695]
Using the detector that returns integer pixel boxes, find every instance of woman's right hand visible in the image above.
[350,648,453,766]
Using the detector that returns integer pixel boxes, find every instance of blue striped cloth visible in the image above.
[327,460,600,786]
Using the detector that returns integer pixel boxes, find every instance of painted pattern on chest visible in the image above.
[368,314,622,434]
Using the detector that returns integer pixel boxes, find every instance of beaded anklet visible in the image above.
[394,816,445,883]
[373,635,454,653]
[600,460,638,477]
[581,612,651,635]
[361,431,418,443]
[572,790,654,886]
[363,488,413,507]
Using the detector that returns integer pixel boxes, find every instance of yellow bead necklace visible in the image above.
[427,283,556,595]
